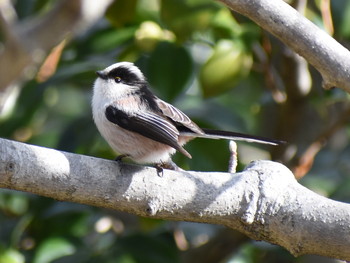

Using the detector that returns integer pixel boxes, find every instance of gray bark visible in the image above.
[219,0,350,92]
[1,138,349,260]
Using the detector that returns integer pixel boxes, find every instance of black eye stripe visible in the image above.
[108,66,141,85]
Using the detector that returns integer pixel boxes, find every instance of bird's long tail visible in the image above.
[181,128,284,146]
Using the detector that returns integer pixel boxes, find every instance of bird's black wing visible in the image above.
[105,105,191,158]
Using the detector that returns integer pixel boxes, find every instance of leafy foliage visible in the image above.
[1,0,350,262]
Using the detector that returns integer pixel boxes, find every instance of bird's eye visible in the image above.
[114,76,122,83]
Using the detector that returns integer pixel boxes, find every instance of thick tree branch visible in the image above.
[0,138,349,260]
[219,0,350,92]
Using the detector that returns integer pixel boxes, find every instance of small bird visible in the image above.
[92,62,283,170]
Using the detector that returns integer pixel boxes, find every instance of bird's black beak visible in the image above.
[96,71,108,80]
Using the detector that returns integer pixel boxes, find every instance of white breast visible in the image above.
[92,81,176,164]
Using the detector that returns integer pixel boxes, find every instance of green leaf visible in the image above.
[33,237,75,263]
[0,193,28,216]
[82,27,137,53]
[0,249,24,263]
[331,1,350,37]
[105,0,138,27]
[144,42,193,101]
[120,233,178,263]
[200,39,253,97]
[161,0,218,41]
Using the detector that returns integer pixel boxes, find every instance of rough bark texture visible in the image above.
[219,0,350,92]
[0,138,349,260]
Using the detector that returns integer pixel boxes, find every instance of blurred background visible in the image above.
[0,0,350,262]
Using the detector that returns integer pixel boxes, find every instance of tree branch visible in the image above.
[0,138,349,260]
[218,0,350,92]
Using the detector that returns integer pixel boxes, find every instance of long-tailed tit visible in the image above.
[92,62,283,170]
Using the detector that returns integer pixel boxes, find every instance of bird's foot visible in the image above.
[114,154,129,162]
[155,164,164,177]
[154,160,183,177]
